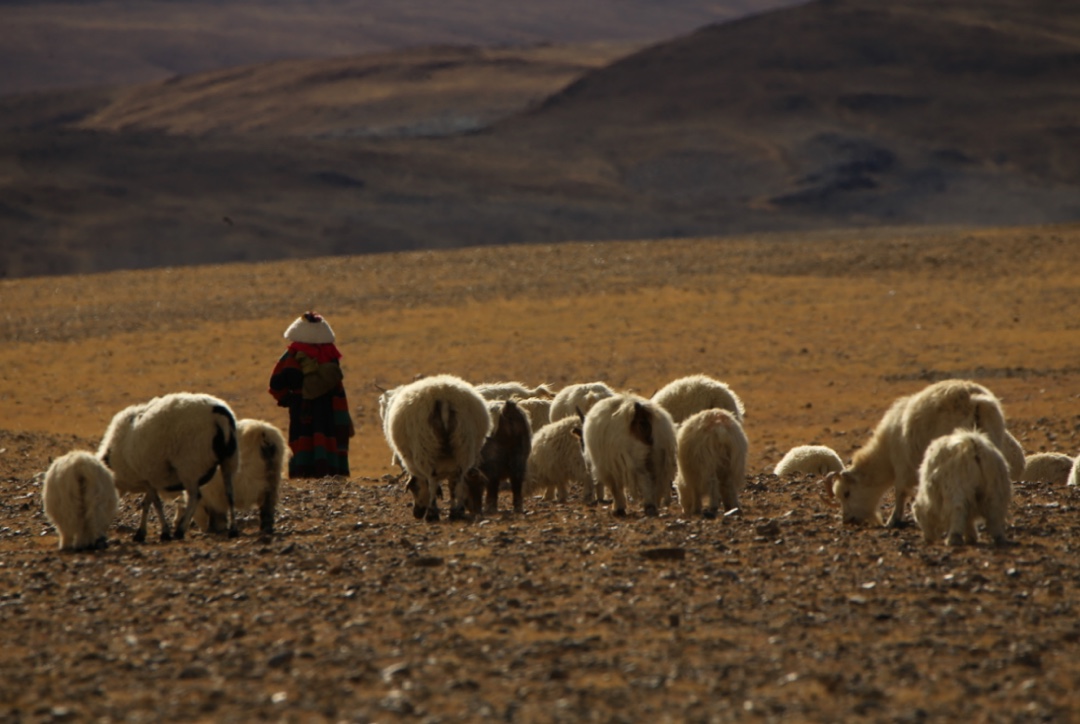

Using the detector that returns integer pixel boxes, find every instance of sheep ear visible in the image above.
[821,471,837,500]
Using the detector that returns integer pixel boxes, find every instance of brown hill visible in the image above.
[0,0,800,95]
[1,0,1079,278]
[2,225,1080,721]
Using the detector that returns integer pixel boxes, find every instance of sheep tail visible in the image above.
[430,399,457,458]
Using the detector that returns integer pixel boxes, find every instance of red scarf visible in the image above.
[288,342,342,363]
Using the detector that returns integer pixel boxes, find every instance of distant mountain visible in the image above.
[0,0,803,96]
[0,0,1077,278]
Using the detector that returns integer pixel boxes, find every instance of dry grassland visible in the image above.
[2,224,1080,722]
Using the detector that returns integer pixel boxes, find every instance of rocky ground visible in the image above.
[2,224,1080,722]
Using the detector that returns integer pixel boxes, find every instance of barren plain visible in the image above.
[1,224,1080,721]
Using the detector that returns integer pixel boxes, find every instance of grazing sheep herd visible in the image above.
[38,372,1080,552]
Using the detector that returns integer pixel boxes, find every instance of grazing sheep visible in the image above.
[675,408,748,518]
[1020,452,1075,485]
[385,374,492,521]
[582,394,677,517]
[549,381,616,422]
[42,451,118,551]
[98,392,240,542]
[1001,431,1026,479]
[474,400,533,514]
[475,382,555,401]
[822,379,1007,527]
[651,374,745,424]
[516,397,553,433]
[913,429,1012,546]
[184,419,288,534]
[525,414,589,503]
[774,445,844,477]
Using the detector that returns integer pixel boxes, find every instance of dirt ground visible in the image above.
[2,223,1080,722]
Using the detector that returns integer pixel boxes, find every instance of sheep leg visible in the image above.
[609,479,628,517]
[983,507,1009,546]
[449,475,471,521]
[221,465,239,539]
[946,505,967,546]
[886,488,912,528]
[137,491,171,542]
[484,473,499,515]
[258,497,276,535]
[511,475,524,514]
[173,486,201,540]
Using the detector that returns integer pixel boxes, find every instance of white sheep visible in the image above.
[515,397,553,433]
[1020,452,1075,485]
[474,381,555,401]
[524,414,589,503]
[913,428,1012,546]
[773,445,844,477]
[549,381,616,422]
[98,392,240,541]
[385,374,492,521]
[822,379,1008,527]
[1001,430,1026,479]
[582,393,677,517]
[182,419,288,534]
[675,408,748,518]
[651,374,745,424]
[41,451,119,551]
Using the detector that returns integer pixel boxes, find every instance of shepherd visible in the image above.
[269,312,354,478]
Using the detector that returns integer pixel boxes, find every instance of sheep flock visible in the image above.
[39,373,1080,552]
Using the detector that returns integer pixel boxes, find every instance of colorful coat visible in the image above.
[268,344,352,478]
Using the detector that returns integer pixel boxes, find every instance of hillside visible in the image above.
[1,0,1079,278]
[2,225,1080,721]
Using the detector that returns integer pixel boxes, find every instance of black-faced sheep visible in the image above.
[1020,452,1074,485]
[913,429,1012,546]
[524,414,588,503]
[549,382,615,422]
[182,419,288,535]
[773,445,844,477]
[582,394,677,517]
[822,379,1008,527]
[651,374,745,424]
[42,451,119,551]
[675,408,748,518]
[98,392,240,541]
[385,374,492,521]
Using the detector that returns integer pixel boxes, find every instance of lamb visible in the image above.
[98,392,240,541]
[774,445,844,477]
[474,400,533,514]
[650,374,745,424]
[384,374,492,521]
[581,393,677,517]
[41,451,119,551]
[913,429,1012,546]
[524,414,589,503]
[515,397,553,432]
[1020,452,1075,485]
[675,408,748,518]
[474,382,555,401]
[822,379,1008,527]
[549,381,616,422]
[182,419,288,535]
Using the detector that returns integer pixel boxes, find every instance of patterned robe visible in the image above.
[268,345,352,478]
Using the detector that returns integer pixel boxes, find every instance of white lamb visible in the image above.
[98,392,240,541]
[651,374,745,424]
[183,419,288,535]
[41,451,119,551]
[474,381,555,401]
[773,445,844,477]
[822,379,1008,527]
[582,394,677,517]
[675,408,748,518]
[385,374,492,521]
[1020,452,1075,485]
[524,414,589,503]
[549,381,616,422]
[515,397,553,433]
[913,428,1012,546]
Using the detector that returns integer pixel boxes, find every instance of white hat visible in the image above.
[284,312,336,344]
